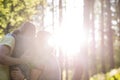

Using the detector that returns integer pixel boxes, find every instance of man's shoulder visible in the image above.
[0,33,15,53]
[6,33,14,38]
[1,33,15,43]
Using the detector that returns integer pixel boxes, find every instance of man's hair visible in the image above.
[20,21,36,34]
[12,29,21,37]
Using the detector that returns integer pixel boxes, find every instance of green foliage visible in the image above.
[90,68,120,80]
[0,0,46,35]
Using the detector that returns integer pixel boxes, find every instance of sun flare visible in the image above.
[42,0,84,57]
[32,0,84,57]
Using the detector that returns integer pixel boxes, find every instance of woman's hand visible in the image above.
[30,68,43,80]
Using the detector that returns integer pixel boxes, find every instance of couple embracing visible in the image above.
[0,22,61,80]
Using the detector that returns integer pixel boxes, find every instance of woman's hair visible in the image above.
[37,31,52,43]
[37,31,54,54]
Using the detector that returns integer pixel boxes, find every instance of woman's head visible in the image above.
[37,31,52,43]
[36,31,53,52]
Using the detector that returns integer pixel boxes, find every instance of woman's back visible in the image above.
[39,54,61,80]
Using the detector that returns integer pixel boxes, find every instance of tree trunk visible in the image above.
[5,22,11,34]
[59,0,62,26]
[89,0,97,76]
[58,1,64,80]
[118,0,120,48]
[41,4,44,30]
[100,0,106,73]
[52,0,54,32]
[106,0,115,69]
[82,0,90,80]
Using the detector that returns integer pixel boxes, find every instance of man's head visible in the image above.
[11,22,36,57]
[20,21,36,37]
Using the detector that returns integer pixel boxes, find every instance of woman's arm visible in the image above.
[30,68,43,80]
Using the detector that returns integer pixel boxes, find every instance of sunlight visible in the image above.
[43,0,84,57]
[53,27,86,57]
[47,0,84,57]
[54,0,84,56]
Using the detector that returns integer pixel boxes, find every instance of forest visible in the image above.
[0,0,120,80]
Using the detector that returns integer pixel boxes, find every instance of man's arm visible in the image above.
[0,45,25,66]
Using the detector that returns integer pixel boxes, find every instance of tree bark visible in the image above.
[106,0,115,69]
[89,0,97,76]
[100,0,106,73]
[82,0,90,80]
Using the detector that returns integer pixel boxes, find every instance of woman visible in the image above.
[35,31,61,80]
[22,31,61,80]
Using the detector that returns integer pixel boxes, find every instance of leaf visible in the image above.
[0,0,47,35]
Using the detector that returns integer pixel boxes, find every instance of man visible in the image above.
[0,33,15,80]
[0,21,36,80]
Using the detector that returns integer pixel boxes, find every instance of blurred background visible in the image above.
[0,0,120,80]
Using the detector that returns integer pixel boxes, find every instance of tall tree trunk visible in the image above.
[82,0,90,80]
[118,0,120,48]
[73,54,84,80]
[52,0,54,32]
[100,0,106,73]
[59,0,64,80]
[89,0,97,76]
[41,4,44,30]
[59,0,62,26]
[106,0,115,69]
[73,0,90,80]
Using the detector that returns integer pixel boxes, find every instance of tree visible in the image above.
[112,0,120,68]
[100,0,106,73]
[82,0,91,79]
[117,0,120,46]
[106,0,115,69]
[0,0,46,35]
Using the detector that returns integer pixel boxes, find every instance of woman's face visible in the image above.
[37,32,49,44]
[36,32,53,52]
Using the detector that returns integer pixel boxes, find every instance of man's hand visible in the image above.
[10,67,25,80]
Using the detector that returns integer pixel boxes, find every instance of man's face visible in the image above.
[10,67,25,80]
[20,29,35,38]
